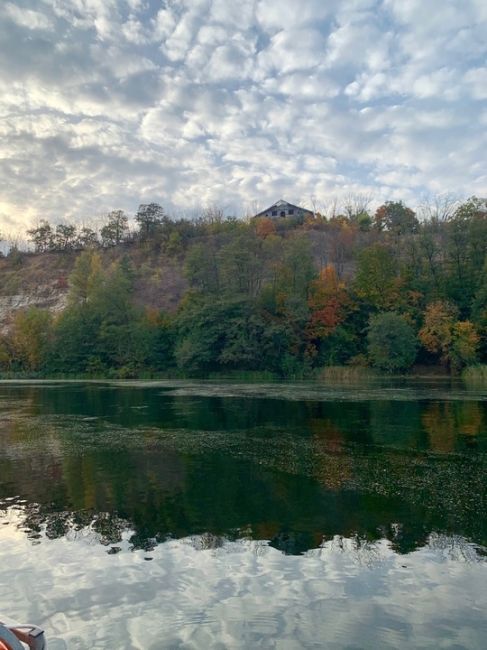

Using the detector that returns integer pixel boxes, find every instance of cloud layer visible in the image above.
[0,0,486,227]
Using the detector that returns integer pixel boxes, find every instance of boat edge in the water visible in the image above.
[0,621,46,650]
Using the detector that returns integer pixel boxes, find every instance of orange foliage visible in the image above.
[419,301,479,369]
[306,265,349,343]
[255,217,276,239]
[419,301,457,359]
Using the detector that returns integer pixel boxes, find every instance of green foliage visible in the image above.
[100,210,129,247]
[354,244,397,310]
[11,307,53,371]
[418,301,478,371]
[185,242,220,293]
[27,220,54,252]
[135,203,165,240]
[174,295,305,376]
[374,201,418,234]
[8,195,487,378]
[218,232,264,297]
[367,313,417,372]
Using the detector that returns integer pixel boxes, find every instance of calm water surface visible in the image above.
[0,379,486,649]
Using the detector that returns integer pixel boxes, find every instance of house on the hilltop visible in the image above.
[254,199,314,220]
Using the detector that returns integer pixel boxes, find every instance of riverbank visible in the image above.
[0,364,485,384]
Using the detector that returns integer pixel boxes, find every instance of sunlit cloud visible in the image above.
[0,0,485,229]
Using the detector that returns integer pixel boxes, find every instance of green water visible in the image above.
[0,379,486,649]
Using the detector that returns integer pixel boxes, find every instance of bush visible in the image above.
[367,312,417,372]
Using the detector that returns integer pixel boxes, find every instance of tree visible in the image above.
[11,307,53,371]
[446,197,487,310]
[0,336,13,371]
[218,232,264,297]
[472,258,487,359]
[450,321,479,371]
[135,203,165,239]
[374,201,418,234]
[354,244,398,310]
[305,265,350,352]
[367,313,417,371]
[77,227,99,249]
[27,220,54,252]
[185,242,220,294]
[418,194,459,223]
[67,251,104,307]
[419,301,458,366]
[100,210,129,247]
[418,301,478,370]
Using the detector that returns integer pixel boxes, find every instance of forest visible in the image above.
[0,196,486,378]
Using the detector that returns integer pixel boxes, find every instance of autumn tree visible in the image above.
[450,321,479,371]
[419,301,457,364]
[374,201,418,234]
[255,217,277,239]
[305,265,350,357]
[419,301,479,370]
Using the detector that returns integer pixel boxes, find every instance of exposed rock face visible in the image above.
[0,285,68,332]
[0,248,187,332]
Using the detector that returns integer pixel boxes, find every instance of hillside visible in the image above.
[0,198,485,377]
[0,245,187,331]
[0,217,366,329]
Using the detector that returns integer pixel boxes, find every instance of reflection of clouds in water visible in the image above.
[1,508,486,649]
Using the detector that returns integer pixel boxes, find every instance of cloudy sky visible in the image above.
[0,0,486,229]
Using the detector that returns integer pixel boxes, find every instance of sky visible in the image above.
[0,0,486,230]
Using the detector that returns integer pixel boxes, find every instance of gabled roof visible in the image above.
[254,199,314,218]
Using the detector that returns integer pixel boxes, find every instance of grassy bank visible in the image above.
[463,365,487,385]
[0,364,474,383]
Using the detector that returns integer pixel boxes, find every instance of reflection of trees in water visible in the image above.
[309,418,353,489]
[3,497,485,567]
[1,384,486,556]
[311,534,387,568]
[0,498,130,546]
[427,532,486,562]
[422,402,484,453]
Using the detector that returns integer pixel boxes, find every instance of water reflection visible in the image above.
[0,382,486,554]
[1,381,486,648]
[1,502,486,650]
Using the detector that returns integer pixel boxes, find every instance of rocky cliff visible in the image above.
[0,247,187,331]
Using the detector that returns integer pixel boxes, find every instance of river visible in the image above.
[0,379,486,648]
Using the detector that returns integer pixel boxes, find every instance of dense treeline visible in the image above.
[1,196,486,377]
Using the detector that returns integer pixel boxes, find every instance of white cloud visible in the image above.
[0,0,486,229]
[256,0,336,30]
[465,67,487,100]
[4,2,53,30]
[257,28,327,75]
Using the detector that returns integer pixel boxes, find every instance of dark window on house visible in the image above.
[280,211,286,217]
[272,210,277,216]
[289,209,294,215]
